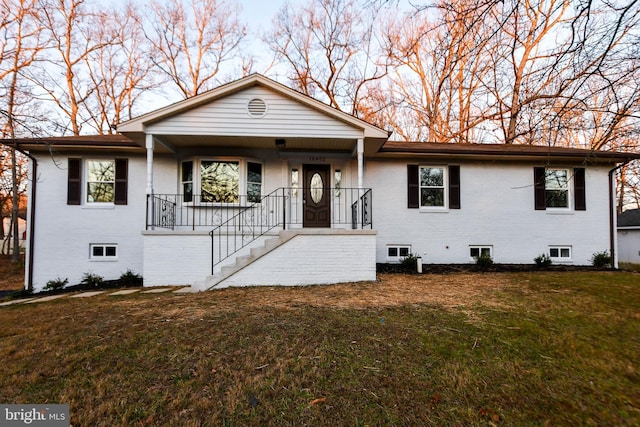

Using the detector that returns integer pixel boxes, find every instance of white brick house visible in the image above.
[11,74,639,292]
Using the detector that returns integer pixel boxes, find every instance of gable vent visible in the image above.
[247,98,267,117]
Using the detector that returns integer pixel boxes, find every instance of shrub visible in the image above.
[80,272,104,287]
[591,251,612,269]
[475,253,494,270]
[11,289,32,299]
[119,269,143,286]
[534,254,552,268]
[400,253,420,273]
[44,277,68,291]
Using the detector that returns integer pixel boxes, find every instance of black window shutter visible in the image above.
[449,165,460,209]
[114,159,128,205]
[574,167,586,211]
[407,165,419,208]
[67,158,82,205]
[534,167,546,210]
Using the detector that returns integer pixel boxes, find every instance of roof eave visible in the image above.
[376,146,639,164]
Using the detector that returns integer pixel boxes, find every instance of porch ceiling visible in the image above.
[126,133,373,154]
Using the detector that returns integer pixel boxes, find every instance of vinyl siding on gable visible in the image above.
[146,86,363,139]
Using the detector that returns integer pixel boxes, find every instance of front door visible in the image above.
[303,164,331,227]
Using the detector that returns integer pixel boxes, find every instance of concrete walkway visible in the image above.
[0,287,193,307]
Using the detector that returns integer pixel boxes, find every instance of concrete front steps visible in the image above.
[189,228,378,291]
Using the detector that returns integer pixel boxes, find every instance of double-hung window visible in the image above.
[181,159,262,204]
[534,167,585,211]
[408,165,460,209]
[87,160,115,203]
[545,169,569,208]
[67,158,128,205]
[420,166,446,207]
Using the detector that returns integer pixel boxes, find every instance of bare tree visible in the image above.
[84,2,158,133]
[31,0,117,135]
[0,0,44,260]
[377,1,492,142]
[145,0,247,98]
[266,0,386,115]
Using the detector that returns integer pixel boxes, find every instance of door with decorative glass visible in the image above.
[303,164,330,227]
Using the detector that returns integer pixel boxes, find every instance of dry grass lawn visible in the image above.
[0,255,24,291]
[1,270,639,426]
[201,272,513,310]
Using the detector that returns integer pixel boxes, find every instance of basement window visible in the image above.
[549,246,572,261]
[387,245,411,263]
[90,244,118,261]
[470,246,492,261]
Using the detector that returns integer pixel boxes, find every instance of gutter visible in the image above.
[609,159,637,270]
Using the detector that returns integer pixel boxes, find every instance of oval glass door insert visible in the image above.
[310,173,323,203]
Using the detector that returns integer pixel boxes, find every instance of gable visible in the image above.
[144,86,364,139]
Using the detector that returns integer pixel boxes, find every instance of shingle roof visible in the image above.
[5,134,143,151]
[5,135,640,164]
[380,141,640,163]
[618,209,640,227]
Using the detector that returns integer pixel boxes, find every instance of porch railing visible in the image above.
[145,188,373,273]
[146,194,268,230]
[146,188,373,231]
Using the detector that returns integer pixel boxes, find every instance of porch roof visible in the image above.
[116,74,390,155]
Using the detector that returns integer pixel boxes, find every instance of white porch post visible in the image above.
[145,133,154,195]
[357,138,364,189]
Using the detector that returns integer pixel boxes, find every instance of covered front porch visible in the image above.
[145,185,372,277]
[115,74,388,289]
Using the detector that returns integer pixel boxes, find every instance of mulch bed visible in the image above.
[377,262,604,274]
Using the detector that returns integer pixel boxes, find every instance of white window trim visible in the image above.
[545,168,571,211]
[419,165,448,211]
[549,246,572,262]
[85,159,116,205]
[387,245,412,263]
[469,245,493,261]
[181,157,264,206]
[90,243,118,261]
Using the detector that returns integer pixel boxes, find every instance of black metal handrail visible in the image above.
[207,187,373,273]
[209,188,287,273]
[146,194,266,230]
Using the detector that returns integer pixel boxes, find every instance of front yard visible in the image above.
[1,271,639,425]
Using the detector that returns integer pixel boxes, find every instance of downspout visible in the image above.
[26,155,36,291]
[1,143,37,291]
[609,159,635,270]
